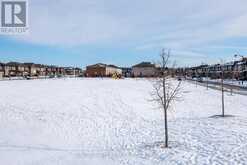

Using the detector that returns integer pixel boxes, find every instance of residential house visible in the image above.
[86,63,122,77]
[74,67,82,76]
[57,67,66,76]
[242,58,247,80]
[4,62,15,77]
[35,64,47,77]
[194,65,209,78]
[106,65,122,76]
[233,58,247,80]
[45,65,58,76]
[45,66,53,76]
[132,62,157,77]
[0,63,4,79]
[52,66,59,76]
[64,67,75,76]
[86,63,105,77]
[221,62,234,79]
[23,63,40,77]
[5,62,25,77]
[208,64,222,79]
[3,63,10,77]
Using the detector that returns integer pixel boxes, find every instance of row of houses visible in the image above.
[85,62,158,77]
[0,62,83,79]
[2,58,246,80]
[178,57,247,80]
[0,61,158,79]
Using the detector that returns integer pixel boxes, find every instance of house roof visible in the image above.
[191,64,209,69]
[87,63,120,69]
[23,63,35,66]
[6,62,24,66]
[87,63,107,68]
[75,67,82,70]
[107,64,119,68]
[34,64,45,67]
[222,62,234,66]
[23,63,47,68]
[132,62,155,68]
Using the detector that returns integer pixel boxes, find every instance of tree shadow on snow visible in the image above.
[141,141,181,150]
[209,115,235,118]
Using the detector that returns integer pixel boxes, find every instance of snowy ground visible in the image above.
[0,78,247,165]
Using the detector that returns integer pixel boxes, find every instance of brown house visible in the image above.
[45,65,58,76]
[86,63,122,77]
[45,66,52,76]
[56,67,65,76]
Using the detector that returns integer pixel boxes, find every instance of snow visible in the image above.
[0,78,247,165]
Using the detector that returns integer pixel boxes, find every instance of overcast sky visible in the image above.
[1,0,247,67]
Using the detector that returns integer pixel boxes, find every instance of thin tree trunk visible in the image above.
[162,62,168,148]
[164,108,168,147]
[221,71,225,117]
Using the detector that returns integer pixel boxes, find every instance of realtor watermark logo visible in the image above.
[0,0,29,34]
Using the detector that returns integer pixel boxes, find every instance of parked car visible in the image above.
[24,75,32,80]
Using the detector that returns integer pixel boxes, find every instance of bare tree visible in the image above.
[150,49,182,148]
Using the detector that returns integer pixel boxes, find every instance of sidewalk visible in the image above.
[187,79,247,96]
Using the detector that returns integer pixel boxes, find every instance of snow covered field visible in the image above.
[0,78,247,165]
